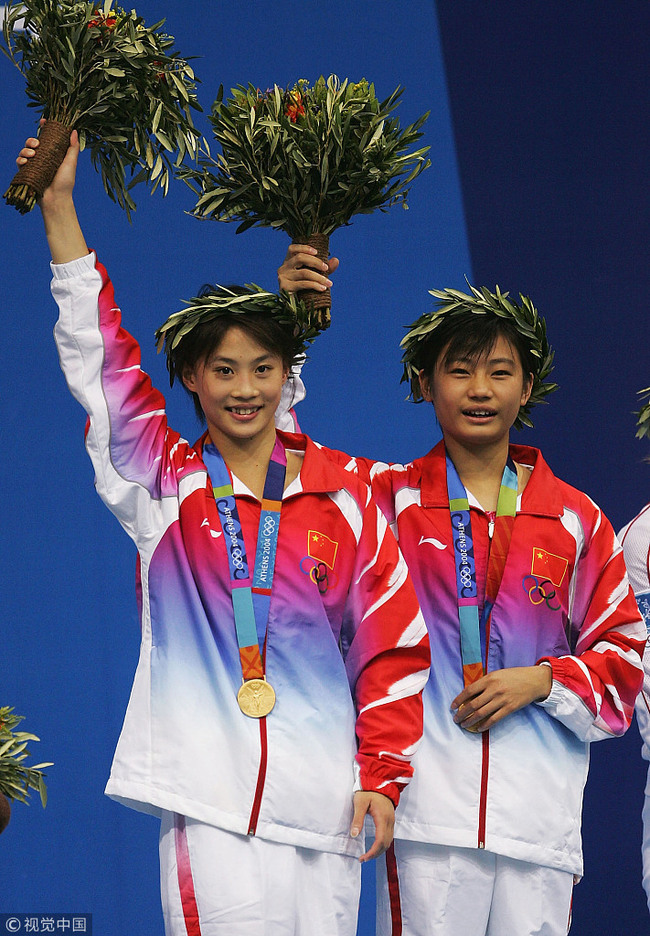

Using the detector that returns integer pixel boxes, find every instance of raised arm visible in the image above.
[18,123,191,542]
[18,122,88,262]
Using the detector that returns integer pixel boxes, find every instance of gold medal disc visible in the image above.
[237,678,276,718]
[457,702,482,733]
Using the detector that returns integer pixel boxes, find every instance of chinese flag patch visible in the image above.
[308,530,339,570]
[531,546,569,587]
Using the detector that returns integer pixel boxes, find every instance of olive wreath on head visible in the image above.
[635,388,650,440]
[399,281,557,430]
[155,284,323,386]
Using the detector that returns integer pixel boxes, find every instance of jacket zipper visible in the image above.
[478,609,491,848]
[478,730,489,848]
[478,511,495,848]
[247,716,268,835]
[247,636,270,836]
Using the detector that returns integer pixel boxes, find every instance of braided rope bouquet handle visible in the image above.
[0,791,10,834]
[5,119,72,213]
[292,233,331,328]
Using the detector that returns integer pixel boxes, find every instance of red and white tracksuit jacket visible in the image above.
[323,439,645,874]
[50,252,430,858]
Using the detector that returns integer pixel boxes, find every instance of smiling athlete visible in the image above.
[18,129,431,936]
[280,246,645,936]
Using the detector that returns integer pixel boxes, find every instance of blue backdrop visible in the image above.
[1,2,647,933]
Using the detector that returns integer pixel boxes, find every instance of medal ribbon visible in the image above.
[203,437,286,683]
[446,453,518,686]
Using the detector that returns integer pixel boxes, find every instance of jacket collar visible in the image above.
[195,429,347,497]
[277,430,352,495]
[419,439,563,517]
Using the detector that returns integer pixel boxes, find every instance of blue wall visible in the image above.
[0,2,647,933]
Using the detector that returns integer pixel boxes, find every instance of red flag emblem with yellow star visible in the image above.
[531,546,568,587]
[308,530,339,570]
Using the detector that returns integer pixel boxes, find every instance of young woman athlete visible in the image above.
[16,131,431,936]
[279,245,645,936]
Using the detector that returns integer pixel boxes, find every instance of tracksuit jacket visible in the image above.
[50,252,430,858]
[324,440,645,874]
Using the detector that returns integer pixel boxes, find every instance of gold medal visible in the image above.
[237,678,276,718]
[457,702,482,733]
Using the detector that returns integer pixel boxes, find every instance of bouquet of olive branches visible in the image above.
[179,75,430,325]
[0,707,53,833]
[2,0,201,217]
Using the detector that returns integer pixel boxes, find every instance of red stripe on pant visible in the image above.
[385,842,403,936]
[174,814,202,936]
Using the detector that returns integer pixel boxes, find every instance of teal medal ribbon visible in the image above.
[203,436,286,716]
[446,453,518,687]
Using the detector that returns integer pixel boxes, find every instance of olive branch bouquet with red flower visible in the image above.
[2,0,201,218]
[179,75,430,325]
[0,707,53,834]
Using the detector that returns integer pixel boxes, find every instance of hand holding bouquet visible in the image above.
[2,0,201,217]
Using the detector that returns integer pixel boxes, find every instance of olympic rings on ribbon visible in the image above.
[300,556,338,594]
[521,574,562,611]
[262,514,277,537]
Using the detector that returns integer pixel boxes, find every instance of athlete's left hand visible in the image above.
[277,243,338,293]
[451,665,553,732]
[350,790,395,862]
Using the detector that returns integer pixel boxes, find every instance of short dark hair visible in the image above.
[418,311,536,388]
[171,285,297,420]
[400,283,556,429]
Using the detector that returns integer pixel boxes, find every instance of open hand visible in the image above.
[350,790,395,862]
